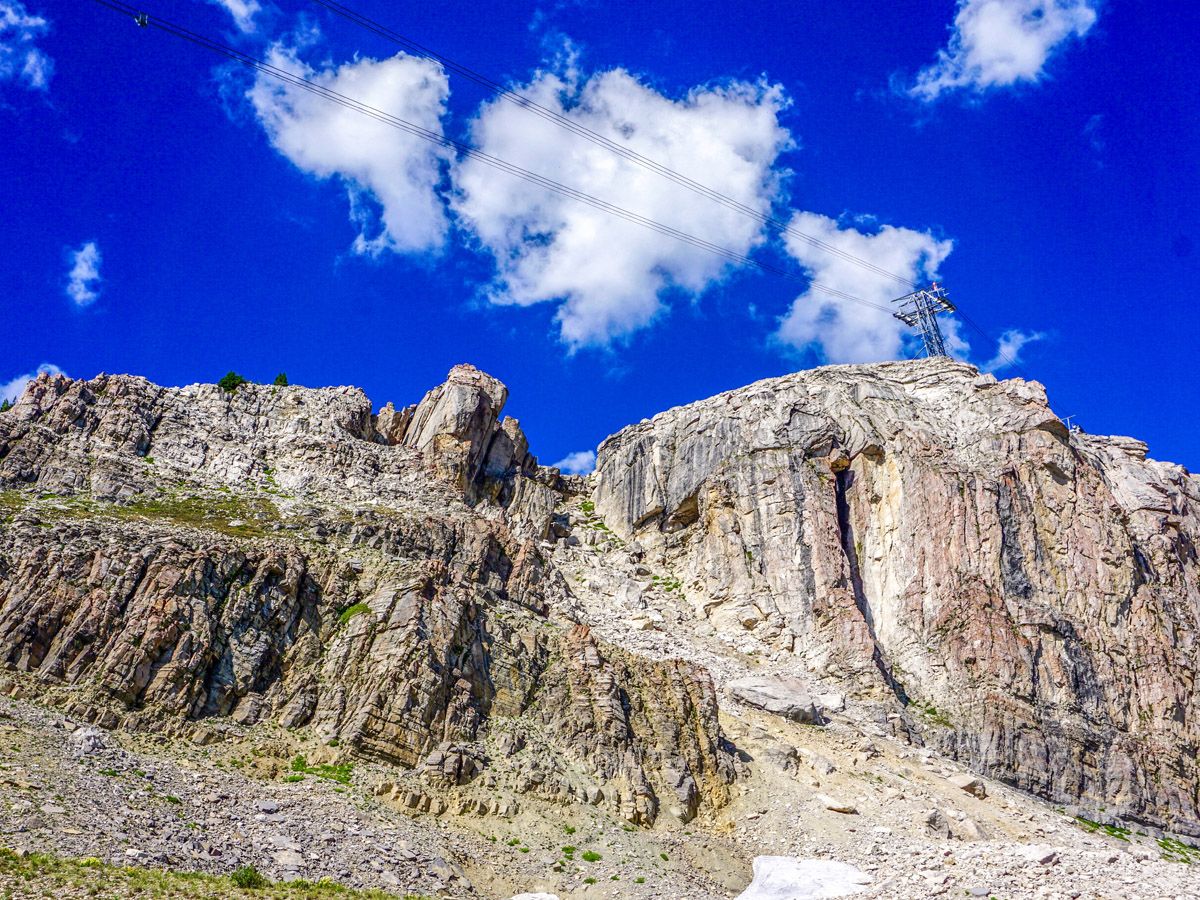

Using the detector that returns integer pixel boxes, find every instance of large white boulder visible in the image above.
[735,856,871,900]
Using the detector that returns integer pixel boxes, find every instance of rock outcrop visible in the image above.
[1,356,1198,842]
[0,366,733,827]
[593,357,1200,834]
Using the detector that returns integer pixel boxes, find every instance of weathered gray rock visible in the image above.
[1012,844,1059,866]
[4,355,1200,844]
[0,366,734,830]
[402,363,534,491]
[948,773,987,798]
[923,808,951,838]
[68,726,106,757]
[728,675,828,724]
[816,794,858,814]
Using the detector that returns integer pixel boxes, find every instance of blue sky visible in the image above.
[2,0,1197,471]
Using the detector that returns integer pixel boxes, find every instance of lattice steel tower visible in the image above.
[891,282,956,358]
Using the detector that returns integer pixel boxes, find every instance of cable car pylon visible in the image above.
[892,282,956,358]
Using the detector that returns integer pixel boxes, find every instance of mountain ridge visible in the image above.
[1,358,1198,898]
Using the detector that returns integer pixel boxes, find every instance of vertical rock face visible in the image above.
[593,357,1200,834]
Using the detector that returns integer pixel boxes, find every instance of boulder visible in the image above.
[68,726,106,757]
[816,794,858,815]
[728,676,828,724]
[403,364,515,489]
[1012,844,1059,866]
[948,773,987,798]
[923,808,952,838]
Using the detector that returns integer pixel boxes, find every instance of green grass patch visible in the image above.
[1157,836,1200,863]
[580,850,602,863]
[338,603,371,626]
[1074,816,1131,840]
[0,490,32,523]
[232,866,268,889]
[290,755,353,785]
[650,574,683,593]
[911,701,953,728]
[30,490,283,539]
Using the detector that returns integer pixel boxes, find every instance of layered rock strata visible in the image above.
[0,365,732,827]
[1,356,1198,839]
[593,357,1200,834]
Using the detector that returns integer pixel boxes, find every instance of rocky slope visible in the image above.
[0,358,1198,899]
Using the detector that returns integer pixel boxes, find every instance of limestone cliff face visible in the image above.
[593,357,1200,834]
[2,358,1197,837]
[0,366,731,826]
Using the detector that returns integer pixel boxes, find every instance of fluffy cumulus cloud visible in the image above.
[551,450,596,475]
[776,213,954,364]
[1,362,64,405]
[0,0,53,91]
[452,67,791,346]
[209,0,262,33]
[985,327,1044,371]
[248,44,452,255]
[65,241,102,307]
[910,0,1098,101]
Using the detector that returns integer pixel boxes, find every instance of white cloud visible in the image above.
[65,241,102,307]
[984,327,1044,371]
[0,0,53,91]
[209,0,262,33]
[909,0,1098,101]
[451,65,791,346]
[1,362,64,405]
[551,449,596,475]
[248,43,452,255]
[776,212,954,364]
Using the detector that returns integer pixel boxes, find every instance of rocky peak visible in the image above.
[389,364,534,492]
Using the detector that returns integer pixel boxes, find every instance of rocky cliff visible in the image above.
[0,365,732,832]
[0,357,1197,848]
[593,358,1200,834]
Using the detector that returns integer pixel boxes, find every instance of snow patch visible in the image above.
[736,856,871,900]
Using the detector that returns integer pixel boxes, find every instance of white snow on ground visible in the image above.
[736,856,872,900]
